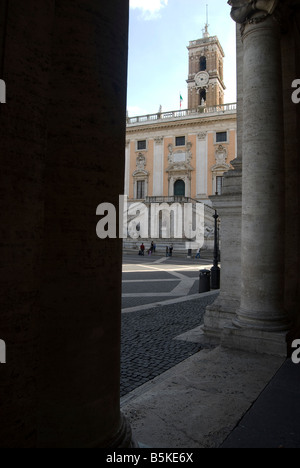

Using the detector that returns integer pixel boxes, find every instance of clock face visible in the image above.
[195,71,209,87]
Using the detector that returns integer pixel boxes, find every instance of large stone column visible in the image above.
[223,1,289,355]
[283,2,300,351]
[0,0,133,448]
[0,1,54,448]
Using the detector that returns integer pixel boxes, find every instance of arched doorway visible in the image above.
[174,179,185,197]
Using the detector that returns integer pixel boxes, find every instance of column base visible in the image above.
[203,297,240,343]
[234,308,291,333]
[221,325,288,357]
[105,414,138,448]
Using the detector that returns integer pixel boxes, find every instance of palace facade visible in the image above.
[125,29,237,205]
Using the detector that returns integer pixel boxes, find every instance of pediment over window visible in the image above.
[166,162,194,174]
[133,169,149,178]
[211,162,230,172]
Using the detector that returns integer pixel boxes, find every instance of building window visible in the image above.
[175,136,186,147]
[137,140,147,151]
[216,176,223,196]
[137,180,145,199]
[200,56,207,71]
[216,132,228,143]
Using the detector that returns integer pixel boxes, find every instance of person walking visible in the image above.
[195,247,201,259]
[140,243,145,256]
[169,244,173,257]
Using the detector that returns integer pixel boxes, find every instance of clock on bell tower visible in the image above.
[187,24,226,110]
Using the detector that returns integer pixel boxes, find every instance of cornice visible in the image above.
[126,114,237,135]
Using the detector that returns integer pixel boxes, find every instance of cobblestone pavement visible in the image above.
[121,254,218,397]
[121,295,217,397]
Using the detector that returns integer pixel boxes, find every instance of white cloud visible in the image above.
[130,0,168,20]
[127,105,148,117]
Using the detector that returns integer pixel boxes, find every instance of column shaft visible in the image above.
[0,0,55,447]
[236,14,289,331]
[37,0,131,448]
[0,0,133,448]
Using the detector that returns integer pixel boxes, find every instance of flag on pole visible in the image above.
[180,94,183,108]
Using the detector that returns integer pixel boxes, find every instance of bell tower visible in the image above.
[187,23,226,110]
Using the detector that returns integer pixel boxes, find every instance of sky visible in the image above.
[127,0,237,117]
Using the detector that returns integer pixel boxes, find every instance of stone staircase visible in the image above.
[123,239,214,260]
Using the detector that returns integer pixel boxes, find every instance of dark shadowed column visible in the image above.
[0,0,55,447]
[37,0,132,448]
[0,0,133,448]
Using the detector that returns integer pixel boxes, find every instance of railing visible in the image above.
[145,196,216,215]
[146,196,194,204]
[127,103,237,126]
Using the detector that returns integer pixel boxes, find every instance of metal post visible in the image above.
[211,210,220,289]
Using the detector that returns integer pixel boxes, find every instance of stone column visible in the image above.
[125,141,130,197]
[0,0,134,448]
[153,138,164,196]
[37,0,133,448]
[196,132,208,200]
[223,1,289,355]
[237,12,288,330]
[281,3,300,351]
[0,1,55,448]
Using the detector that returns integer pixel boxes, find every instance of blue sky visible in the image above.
[127,0,237,116]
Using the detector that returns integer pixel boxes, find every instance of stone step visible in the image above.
[122,246,214,260]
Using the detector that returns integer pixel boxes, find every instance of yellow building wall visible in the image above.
[126,122,236,200]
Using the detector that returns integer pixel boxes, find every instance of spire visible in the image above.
[203,4,210,38]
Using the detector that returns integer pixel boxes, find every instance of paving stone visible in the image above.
[121,294,218,397]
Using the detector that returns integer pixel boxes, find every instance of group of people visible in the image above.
[139,242,156,256]
[138,243,201,259]
[139,242,175,257]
